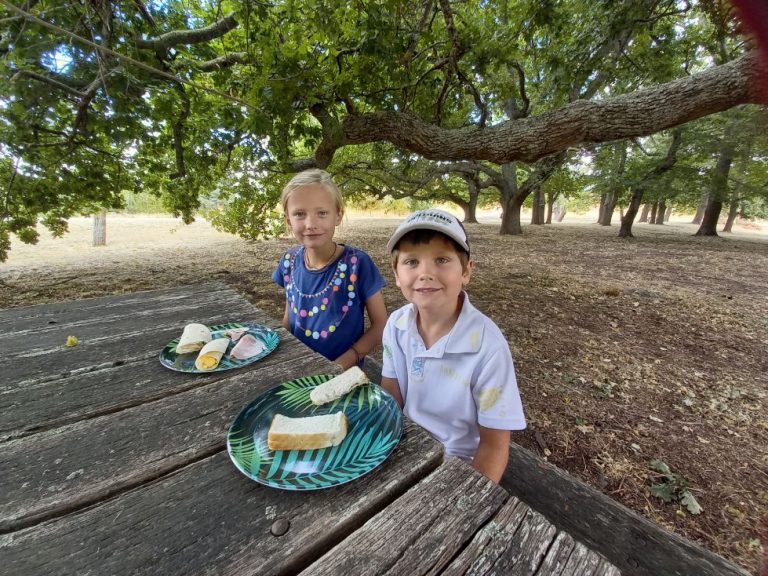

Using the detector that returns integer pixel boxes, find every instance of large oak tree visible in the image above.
[1,0,765,259]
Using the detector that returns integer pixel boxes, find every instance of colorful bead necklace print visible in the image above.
[280,246,360,341]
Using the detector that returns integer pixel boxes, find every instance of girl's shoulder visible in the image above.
[340,244,374,260]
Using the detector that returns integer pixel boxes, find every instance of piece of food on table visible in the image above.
[176,323,212,354]
[310,366,370,406]
[229,333,266,360]
[223,327,249,342]
[267,412,348,451]
[194,337,231,371]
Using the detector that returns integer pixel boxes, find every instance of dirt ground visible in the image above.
[2,213,767,574]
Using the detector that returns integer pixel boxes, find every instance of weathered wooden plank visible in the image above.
[0,328,307,440]
[299,458,510,576]
[558,541,611,576]
[0,283,216,331]
[0,350,337,532]
[534,532,578,575]
[441,498,526,576]
[0,286,255,356]
[0,300,270,385]
[500,442,749,576]
[441,498,558,576]
[2,423,443,576]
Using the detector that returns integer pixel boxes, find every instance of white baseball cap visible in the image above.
[387,209,470,255]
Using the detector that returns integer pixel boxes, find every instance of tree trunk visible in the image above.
[692,191,708,224]
[500,198,524,235]
[617,128,682,239]
[695,140,734,236]
[639,204,650,223]
[654,200,666,224]
[531,188,545,225]
[649,202,658,224]
[619,205,624,220]
[664,206,672,222]
[545,192,554,224]
[722,193,739,232]
[464,176,479,223]
[93,210,107,246]
[597,194,606,224]
[599,191,619,225]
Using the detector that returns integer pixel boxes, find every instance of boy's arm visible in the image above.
[335,290,388,369]
[473,426,511,483]
[380,376,404,408]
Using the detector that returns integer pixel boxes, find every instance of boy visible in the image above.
[381,209,526,482]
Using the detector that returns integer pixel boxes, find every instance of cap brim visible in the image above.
[387,222,470,254]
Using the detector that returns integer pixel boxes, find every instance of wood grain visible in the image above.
[501,441,749,576]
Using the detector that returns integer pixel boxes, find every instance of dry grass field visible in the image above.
[2,212,767,574]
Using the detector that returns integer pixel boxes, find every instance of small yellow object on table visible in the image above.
[194,338,230,371]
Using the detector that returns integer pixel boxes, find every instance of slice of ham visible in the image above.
[229,334,266,360]
[223,328,249,342]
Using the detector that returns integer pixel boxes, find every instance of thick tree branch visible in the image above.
[11,69,86,98]
[135,13,238,51]
[335,52,765,164]
[195,52,251,71]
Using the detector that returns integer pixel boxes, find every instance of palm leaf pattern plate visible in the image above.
[227,374,403,490]
[159,322,279,373]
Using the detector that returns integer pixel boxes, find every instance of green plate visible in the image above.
[227,374,403,490]
[159,322,279,373]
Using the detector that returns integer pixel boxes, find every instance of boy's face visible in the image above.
[393,235,472,314]
[285,184,342,248]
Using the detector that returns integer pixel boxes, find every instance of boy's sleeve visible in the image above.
[381,316,398,379]
[472,347,526,431]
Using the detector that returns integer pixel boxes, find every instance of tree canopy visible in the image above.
[1,0,766,259]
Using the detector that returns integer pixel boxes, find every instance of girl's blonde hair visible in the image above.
[280,169,345,215]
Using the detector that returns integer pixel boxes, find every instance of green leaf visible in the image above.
[680,491,703,515]
[650,482,675,502]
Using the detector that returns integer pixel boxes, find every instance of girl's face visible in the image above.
[285,184,342,249]
[394,235,472,315]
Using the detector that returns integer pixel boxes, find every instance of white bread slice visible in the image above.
[267,412,348,451]
[310,366,369,406]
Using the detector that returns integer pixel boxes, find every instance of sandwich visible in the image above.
[194,337,230,371]
[176,323,212,354]
[309,366,370,406]
[267,412,348,451]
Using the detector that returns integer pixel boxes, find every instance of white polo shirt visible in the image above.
[381,293,526,460]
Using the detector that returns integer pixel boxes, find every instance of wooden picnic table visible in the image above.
[0,281,623,575]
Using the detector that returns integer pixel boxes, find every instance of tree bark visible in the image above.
[324,52,765,167]
[654,200,666,224]
[695,139,735,236]
[639,204,650,222]
[618,129,682,238]
[531,188,545,225]
[722,193,739,232]
[692,191,708,224]
[599,141,627,226]
[664,206,672,222]
[93,210,107,246]
[649,202,658,224]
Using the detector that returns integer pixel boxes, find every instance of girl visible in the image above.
[272,169,388,369]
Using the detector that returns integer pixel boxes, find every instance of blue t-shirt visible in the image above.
[272,244,386,362]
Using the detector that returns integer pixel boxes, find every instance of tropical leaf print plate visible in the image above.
[159,322,279,373]
[227,374,403,490]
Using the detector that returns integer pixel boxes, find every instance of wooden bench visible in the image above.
[364,357,750,576]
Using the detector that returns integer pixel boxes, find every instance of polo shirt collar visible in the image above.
[394,292,485,355]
